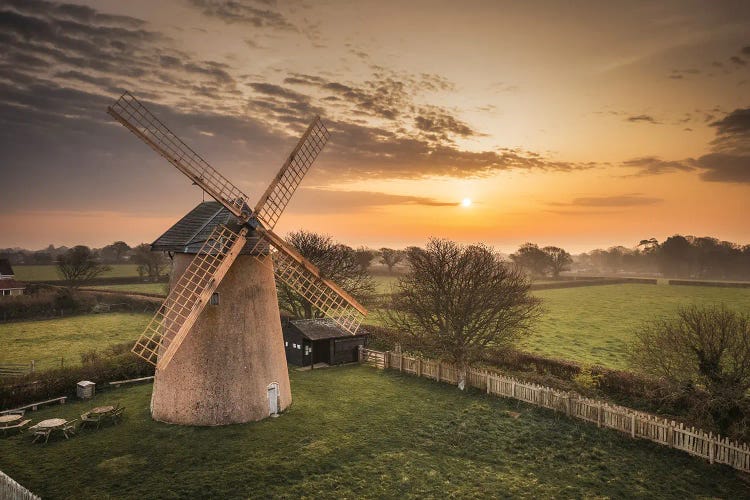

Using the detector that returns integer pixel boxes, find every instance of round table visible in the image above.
[34,418,67,429]
[0,414,21,425]
[90,406,115,415]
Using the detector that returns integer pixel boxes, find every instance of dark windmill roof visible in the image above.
[151,201,269,255]
[0,259,13,276]
[288,319,367,340]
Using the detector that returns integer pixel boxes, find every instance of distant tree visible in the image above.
[101,241,131,263]
[132,244,169,280]
[56,246,110,288]
[32,251,53,264]
[354,247,376,272]
[542,246,572,279]
[379,248,404,273]
[387,239,541,389]
[509,243,550,277]
[659,235,694,277]
[628,305,750,437]
[279,231,375,319]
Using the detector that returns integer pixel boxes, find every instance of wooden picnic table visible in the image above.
[31,418,67,429]
[0,414,22,425]
[89,406,115,415]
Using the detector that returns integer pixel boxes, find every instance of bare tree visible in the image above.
[628,305,750,436]
[509,243,550,277]
[542,246,572,279]
[387,239,541,389]
[101,241,131,263]
[379,247,404,273]
[354,246,376,272]
[278,231,375,319]
[132,244,169,281]
[56,246,111,288]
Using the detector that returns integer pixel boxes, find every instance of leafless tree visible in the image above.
[379,247,404,273]
[628,305,750,436]
[542,246,572,279]
[278,231,375,319]
[132,244,169,281]
[56,245,110,288]
[354,246,376,271]
[387,239,541,389]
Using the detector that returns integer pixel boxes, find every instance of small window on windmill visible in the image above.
[210,292,220,306]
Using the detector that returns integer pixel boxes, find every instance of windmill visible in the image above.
[107,91,367,425]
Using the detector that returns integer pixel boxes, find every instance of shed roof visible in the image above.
[288,319,366,340]
[151,201,268,255]
[0,259,13,276]
[0,279,25,290]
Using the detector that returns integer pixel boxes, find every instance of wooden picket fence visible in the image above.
[358,348,750,473]
[0,470,39,500]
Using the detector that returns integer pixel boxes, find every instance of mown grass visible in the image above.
[13,264,141,282]
[0,313,150,367]
[0,365,746,498]
[524,284,750,369]
[87,283,167,295]
[371,274,398,294]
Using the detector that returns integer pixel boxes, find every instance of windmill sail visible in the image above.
[254,117,329,229]
[133,225,248,369]
[108,92,251,222]
[253,228,366,335]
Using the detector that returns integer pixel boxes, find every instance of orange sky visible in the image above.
[1,0,748,253]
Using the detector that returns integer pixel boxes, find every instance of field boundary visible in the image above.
[0,469,40,500]
[359,348,750,473]
[668,279,750,289]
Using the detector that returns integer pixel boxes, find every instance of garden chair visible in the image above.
[31,427,53,444]
[62,419,78,438]
[1,419,31,436]
[80,411,104,430]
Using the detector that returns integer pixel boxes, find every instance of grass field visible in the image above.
[524,284,750,369]
[0,365,746,499]
[372,275,398,294]
[13,264,141,282]
[87,283,167,295]
[0,313,150,367]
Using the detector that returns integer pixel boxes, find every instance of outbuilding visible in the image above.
[0,259,25,297]
[282,319,367,367]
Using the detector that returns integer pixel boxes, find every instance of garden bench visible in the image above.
[2,396,67,414]
[108,376,154,388]
[1,419,31,436]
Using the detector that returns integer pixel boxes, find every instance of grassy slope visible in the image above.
[13,264,141,282]
[87,283,167,295]
[525,284,750,369]
[0,313,150,366]
[0,366,746,498]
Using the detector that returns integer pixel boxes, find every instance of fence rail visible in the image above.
[0,470,40,500]
[359,348,750,473]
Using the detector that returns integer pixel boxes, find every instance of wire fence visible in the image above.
[359,348,750,473]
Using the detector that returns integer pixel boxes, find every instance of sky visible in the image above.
[0,0,748,253]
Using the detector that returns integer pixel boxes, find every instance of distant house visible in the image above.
[282,319,368,367]
[0,259,25,297]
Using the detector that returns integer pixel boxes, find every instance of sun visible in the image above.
[461,197,472,207]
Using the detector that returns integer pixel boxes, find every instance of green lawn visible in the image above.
[13,264,141,282]
[0,365,747,498]
[372,274,398,294]
[524,284,750,369]
[0,313,150,368]
[87,283,167,295]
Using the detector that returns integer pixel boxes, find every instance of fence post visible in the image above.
[437,362,441,382]
[631,413,636,438]
[597,404,602,428]
[709,433,715,464]
[486,372,490,394]
[384,351,390,369]
[399,353,403,372]
[511,381,516,397]
[417,358,422,377]
[358,345,363,363]
[566,394,573,416]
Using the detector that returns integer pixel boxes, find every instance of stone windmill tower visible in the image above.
[107,92,367,426]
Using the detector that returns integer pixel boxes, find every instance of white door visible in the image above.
[268,383,279,415]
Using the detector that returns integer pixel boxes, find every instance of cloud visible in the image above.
[289,188,457,213]
[729,56,747,66]
[621,156,695,176]
[695,153,750,183]
[186,0,295,30]
[549,194,663,208]
[708,107,750,156]
[743,46,750,56]
[413,106,476,140]
[625,114,660,124]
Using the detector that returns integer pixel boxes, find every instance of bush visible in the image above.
[0,348,154,409]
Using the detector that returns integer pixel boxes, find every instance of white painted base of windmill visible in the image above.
[150,254,292,426]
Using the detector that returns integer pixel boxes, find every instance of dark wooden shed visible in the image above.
[282,319,367,367]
